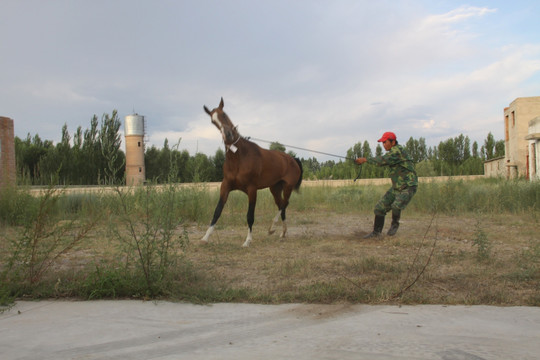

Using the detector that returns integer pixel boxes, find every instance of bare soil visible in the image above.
[3,206,537,306]
[184,210,540,305]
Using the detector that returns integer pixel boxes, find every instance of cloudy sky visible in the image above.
[1,0,540,161]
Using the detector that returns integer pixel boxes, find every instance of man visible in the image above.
[355,132,418,238]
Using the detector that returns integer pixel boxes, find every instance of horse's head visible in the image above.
[204,97,239,144]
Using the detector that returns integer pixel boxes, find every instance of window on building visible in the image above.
[505,115,509,141]
[512,111,515,127]
[139,167,142,173]
[138,141,141,147]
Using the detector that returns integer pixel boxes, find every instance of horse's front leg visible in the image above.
[243,188,257,247]
[201,185,230,243]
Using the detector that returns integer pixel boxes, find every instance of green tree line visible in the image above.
[14,111,504,185]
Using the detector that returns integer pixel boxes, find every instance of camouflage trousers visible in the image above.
[374,186,417,216]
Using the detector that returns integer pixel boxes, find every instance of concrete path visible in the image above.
[1,301,539,359]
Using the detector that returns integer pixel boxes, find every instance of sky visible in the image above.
[1,0,540,162]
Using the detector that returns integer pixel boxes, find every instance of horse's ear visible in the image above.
[204,105,211,115]
[219,97,224,109]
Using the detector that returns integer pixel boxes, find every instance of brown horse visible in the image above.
[201,98,303,247]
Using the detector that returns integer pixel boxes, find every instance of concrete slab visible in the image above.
[1,301,539,359]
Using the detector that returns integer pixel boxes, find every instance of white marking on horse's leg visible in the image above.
[242,228,253,247]
[280,220,288,238]
[268,210,282,235]
[201,225,215,243]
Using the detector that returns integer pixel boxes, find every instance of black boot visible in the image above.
[364,215,385,239]
[387,210,401,236]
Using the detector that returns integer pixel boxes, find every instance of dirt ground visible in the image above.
[183,210,540,305]
[2,202,537,305]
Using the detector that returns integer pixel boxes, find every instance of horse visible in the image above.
[201,98,303,247]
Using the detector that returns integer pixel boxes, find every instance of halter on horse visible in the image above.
[201,98,303,247]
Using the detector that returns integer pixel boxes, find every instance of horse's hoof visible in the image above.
[242,242,250,247]
[268,230,276,235]
[200,238,208,243]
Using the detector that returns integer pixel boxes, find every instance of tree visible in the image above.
[99,110,123,185]
[416,160,436,176]
[15,119,504,183]
[472,141,479,158]
[454,134,465,163]
[461,157,484,175]
[211,148,225,181]
[269,142,286,152]
[375,144,383,157]
[188,153,213,182]
[484,132,496,160]
[82,115,100,184]
[362,141,372,158]
[438,138,458,166]
[56,123,72,183]
[144,145,161,182]
[157,139,171,182]
[301,157,321,179]
[495,140,505,158]
[463,135,471,161]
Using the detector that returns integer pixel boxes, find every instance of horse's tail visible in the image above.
[293,157,303,191]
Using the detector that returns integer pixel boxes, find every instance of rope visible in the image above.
[245,136,356,162]
[243,135,363,181]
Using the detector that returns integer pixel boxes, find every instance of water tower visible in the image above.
[124,114,146,185]
[0,116,16,189]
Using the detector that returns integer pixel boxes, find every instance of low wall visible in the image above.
[301,175,484,187]
[27,175,485,196]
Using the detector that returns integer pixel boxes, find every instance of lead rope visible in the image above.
[244,136,363,181]
[245,136,355,161]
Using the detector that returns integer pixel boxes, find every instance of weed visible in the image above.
[3,184,100,285]
[472,220,491,260]
[106,182,189,297]
[1,177,539,305]
[0,185,39,226]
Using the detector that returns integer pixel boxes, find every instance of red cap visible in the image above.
[378,132,396,142]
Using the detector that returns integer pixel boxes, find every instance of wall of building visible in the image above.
[526,116,540,181]
[484,156,506,178]
[0,116,16,189]
[504,96,540,178]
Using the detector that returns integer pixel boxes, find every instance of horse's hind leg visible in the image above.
[269,210,282,235]
[279,185,294,238]
[268,183,284,236]
[269,183,292,238]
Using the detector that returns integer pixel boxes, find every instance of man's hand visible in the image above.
[355,157,367,165]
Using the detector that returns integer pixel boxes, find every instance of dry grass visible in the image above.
[2,180,539,306]
[182,209,540,305]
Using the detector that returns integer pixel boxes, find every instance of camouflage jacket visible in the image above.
[367,144,418,190]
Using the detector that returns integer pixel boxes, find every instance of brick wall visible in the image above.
[125,135,146,185]
[0,116,16,188]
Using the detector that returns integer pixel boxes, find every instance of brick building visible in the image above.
[484,96,540,179]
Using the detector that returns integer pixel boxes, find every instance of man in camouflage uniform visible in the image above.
[355,132,418,238]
